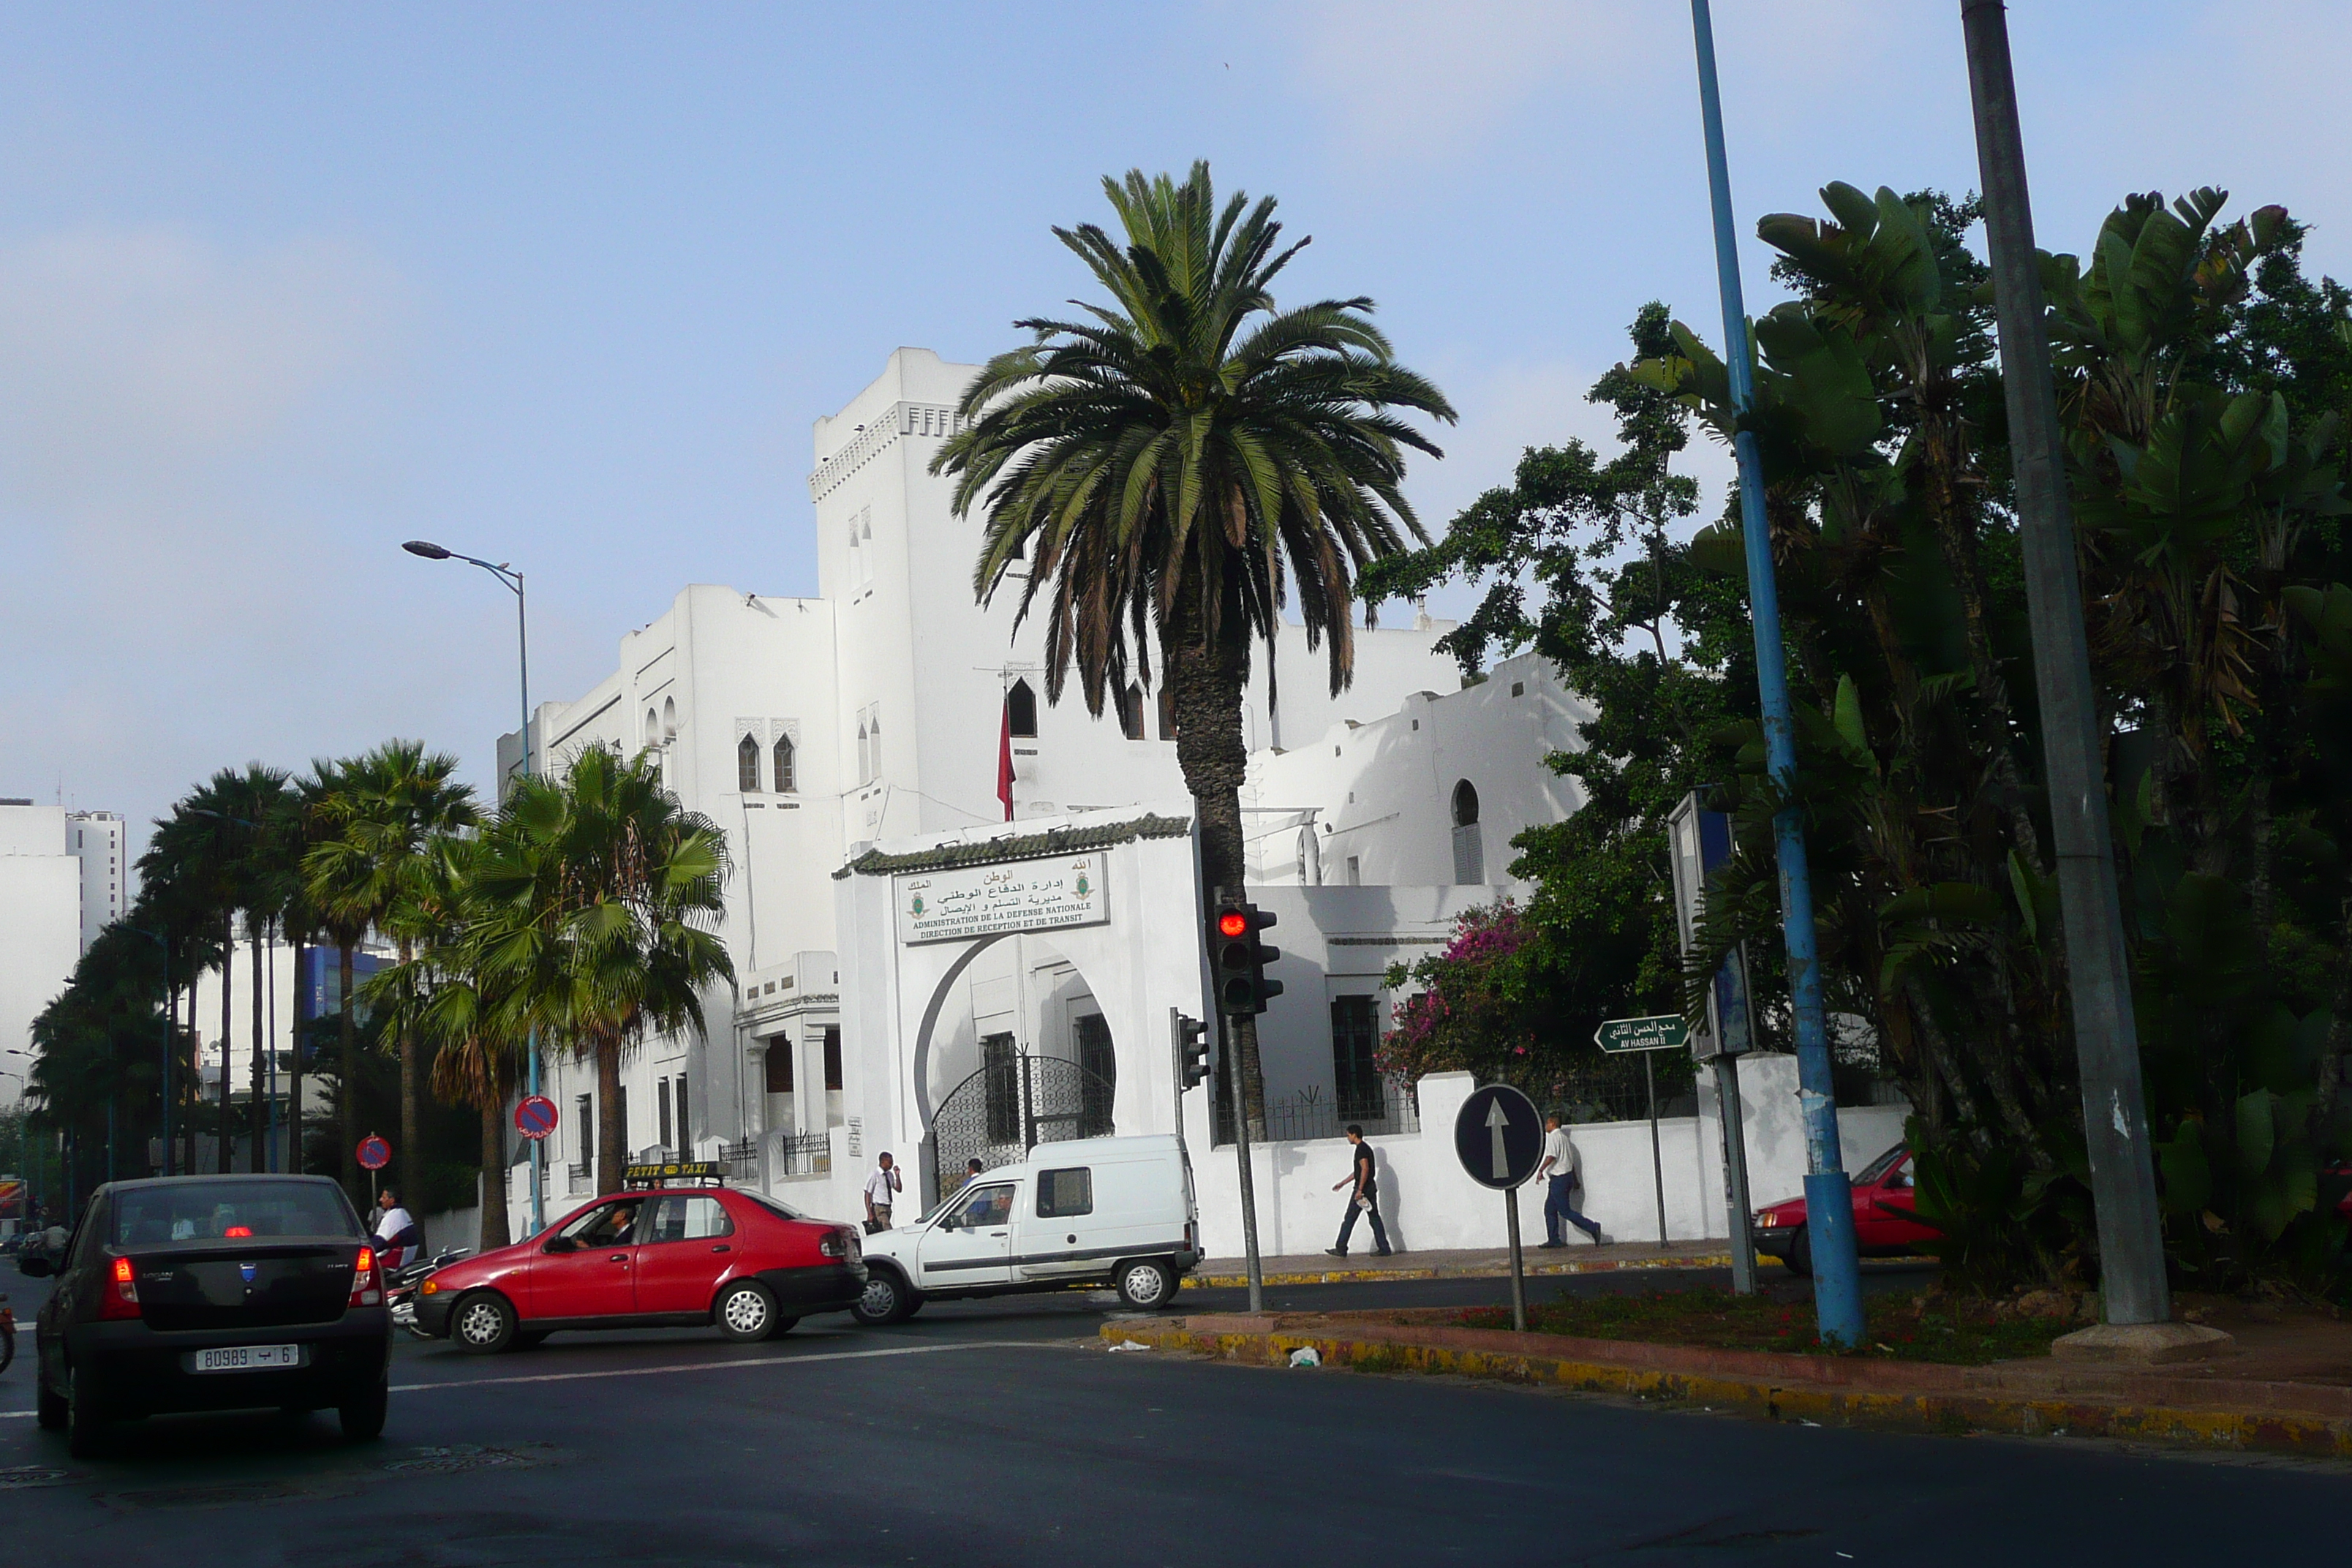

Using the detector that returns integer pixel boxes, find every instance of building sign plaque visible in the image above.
[895,857,1109,944]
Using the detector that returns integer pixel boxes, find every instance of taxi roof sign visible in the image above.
[621,1159,725,1189]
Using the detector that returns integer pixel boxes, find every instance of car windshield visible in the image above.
[1852,1145,1910,1186]
[112,1180,361,1246]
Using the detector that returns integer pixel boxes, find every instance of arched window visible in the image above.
[737,734,761,793]
[662,696,677,741]
[773,734,796,794]
[1006,679,1038,739]
[1451,780,1485,885]
[856,717,870,783]
[1117,682,1145,740]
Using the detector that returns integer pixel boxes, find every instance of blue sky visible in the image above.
[4,2,2347,862]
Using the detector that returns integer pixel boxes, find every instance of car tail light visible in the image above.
[100,1255,141,1321]
[350,1246,382,1308]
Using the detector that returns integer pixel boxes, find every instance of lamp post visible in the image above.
[404,538,542,1236]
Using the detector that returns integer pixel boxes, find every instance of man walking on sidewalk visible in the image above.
[1536,1113,1605,1248]
[864,1152,902,1233]
[1326,1125,1394,1259]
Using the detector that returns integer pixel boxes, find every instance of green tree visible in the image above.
[472,744,734,1196]
[304,741,478,1205]
[935,162,1454,1131]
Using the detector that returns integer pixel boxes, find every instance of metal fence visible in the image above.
[719,1139,760,1178]
[1546,1058,1700,1124]
[771,1131,832,1178]
[1212,1079,1420,1146]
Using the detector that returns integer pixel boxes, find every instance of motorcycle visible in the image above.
[386,1245,472,1340]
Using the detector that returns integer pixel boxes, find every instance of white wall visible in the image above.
[0,804,81,1109]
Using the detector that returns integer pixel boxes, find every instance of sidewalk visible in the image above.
[1186,1239,1779,1289]
[1104,1307,2352,1458]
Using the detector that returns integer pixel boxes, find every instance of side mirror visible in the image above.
[17,1253,53,1278]
[938,1213,960,1232]
[542,1235,578,1255]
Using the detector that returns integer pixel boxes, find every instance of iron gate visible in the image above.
[929,1052,1115,1203]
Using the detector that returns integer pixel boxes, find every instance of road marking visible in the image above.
[391,1338,1060,1394]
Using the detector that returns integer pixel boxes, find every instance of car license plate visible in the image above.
[192,1344,302,1373]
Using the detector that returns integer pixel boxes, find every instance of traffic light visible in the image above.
[1175,1012,1212,1090]
[1209,900,1283,1017]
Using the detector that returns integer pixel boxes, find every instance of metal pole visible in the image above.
[1959,0,2167,1325]
[1689,0,1863,1345]
[1504,1186,1528,1333]
[1221,1007,1265,1314]
[1716,1054,1757,1294]
[160,940,173,1177]
[1645,1051,1667,1247]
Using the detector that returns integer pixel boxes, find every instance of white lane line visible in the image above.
[391,1338,1061,1393]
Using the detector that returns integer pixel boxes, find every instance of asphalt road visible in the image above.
[4,1266,2345,1565]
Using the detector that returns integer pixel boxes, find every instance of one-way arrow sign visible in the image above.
[1454,1084,1543,1191]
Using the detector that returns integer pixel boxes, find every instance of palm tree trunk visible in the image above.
[249,919,267,1168]
[287,930,304,1174]
[339,943,359,1207]
[1169,600,1267,1137]
[479,1097,510,1251]
[597,1034,625,1196]
[397,938,418,1213]
[218,911,235,1172]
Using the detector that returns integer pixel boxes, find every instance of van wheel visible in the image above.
[1116,1259,1176,1310]
[851,1268,918,1326]
[1782,1226,1814,1279]
[453,1292,518,1354]
[715,1281,779,1342]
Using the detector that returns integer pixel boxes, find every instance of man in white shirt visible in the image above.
[372,1189,422,1269]
[1534,1115,1605,1248]
[863,1153,903,1231]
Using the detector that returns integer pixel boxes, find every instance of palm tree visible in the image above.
[304,742,477,1205]
[297,758,374,1202]
[364,832,518,1251]
[473,743,734,1195]
[144,774,257,1172]
[222,765,297,1169]
[933,162,1453,1129]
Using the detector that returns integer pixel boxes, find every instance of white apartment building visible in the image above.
[494,350,1597,1231]
[0,800,129,1107]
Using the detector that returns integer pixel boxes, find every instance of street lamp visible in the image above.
[404,538,542,1235]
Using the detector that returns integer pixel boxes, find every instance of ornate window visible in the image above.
[1117,682,1145,740]
[1006,679,1038,739]
[773,734,796,794]
[1451,780,1485,885]
[737,734,761,792]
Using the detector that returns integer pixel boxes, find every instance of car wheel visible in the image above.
[1116,1259,1176,1310]
[715,1281,779,1342]
[851,1268,915,1326]
[1784,1225,1814,1278]
[34,1366,66,1431]
[452,1292,518,1354]
[339,1379,388,1443]
[64,1365,108,1460]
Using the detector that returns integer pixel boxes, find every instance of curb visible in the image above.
[1186,1250,1777,1289]
[1100,1317,2352,1460]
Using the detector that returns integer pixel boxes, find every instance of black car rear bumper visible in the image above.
[63,1311,391,1416]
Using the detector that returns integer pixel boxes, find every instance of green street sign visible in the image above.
[1595,1014,1689,1054]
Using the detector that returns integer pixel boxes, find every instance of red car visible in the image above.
[1751,1144,1937,1276]
[412,1164,865,1354]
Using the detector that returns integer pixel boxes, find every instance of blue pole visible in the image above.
[1689,0,1863,1347]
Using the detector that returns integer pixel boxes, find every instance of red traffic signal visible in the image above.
[1207,898,1283,1017]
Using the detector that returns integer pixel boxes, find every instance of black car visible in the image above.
[21,1175,392,1457]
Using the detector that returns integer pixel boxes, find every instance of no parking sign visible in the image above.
[356,1134,392,1172]
[514,1096,559,1141]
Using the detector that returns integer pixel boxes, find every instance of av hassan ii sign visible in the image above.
[894,856,1109,945]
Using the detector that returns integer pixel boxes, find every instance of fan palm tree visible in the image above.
[363,832,518,1250]
[144,774,262,1171]
[933,162,1453,1129]
[304,741,478,1203]
[472,743,734,1196]
[298,758,375,1202]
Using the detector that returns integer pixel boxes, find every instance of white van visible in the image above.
[851,1134,1199,1323]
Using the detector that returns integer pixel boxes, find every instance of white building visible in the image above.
[0,800,130,1107]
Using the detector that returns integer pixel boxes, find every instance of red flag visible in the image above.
[996,698,1014,821]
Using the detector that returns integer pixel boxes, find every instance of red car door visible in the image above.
[527,1198,643,1319]
[632,1193,739,1316]
[1870,1156,1937,1248]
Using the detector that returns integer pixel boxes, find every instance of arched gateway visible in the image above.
[831,807,1208,1200]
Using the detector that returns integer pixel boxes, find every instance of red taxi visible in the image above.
[1752,1144,1937,1276]
[412,1163,864,1354]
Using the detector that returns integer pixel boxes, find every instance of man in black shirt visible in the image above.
[1326,1125,1394,1258]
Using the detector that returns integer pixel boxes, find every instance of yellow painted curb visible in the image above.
[1101,1322,2352,1460]
[1186,1251,1783,1289]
